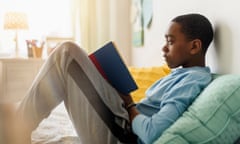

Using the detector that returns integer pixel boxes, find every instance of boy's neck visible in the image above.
[183,56,206,68]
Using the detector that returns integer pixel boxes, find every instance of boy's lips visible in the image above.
[163,54,169,62]
[163,54,167,59]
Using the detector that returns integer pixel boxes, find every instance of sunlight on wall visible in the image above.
[0,0,72,57]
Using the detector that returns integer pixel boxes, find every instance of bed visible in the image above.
[31,102,81,144]
[29,65,240,144]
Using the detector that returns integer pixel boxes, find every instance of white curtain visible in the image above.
[71,0,111,53]
[71,0,131,65]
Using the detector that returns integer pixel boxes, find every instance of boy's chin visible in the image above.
[166,63,180,69]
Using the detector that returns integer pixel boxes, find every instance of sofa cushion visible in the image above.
[154,74,240,144]
[129,65,171,102]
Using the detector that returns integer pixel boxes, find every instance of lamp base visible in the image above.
[14,30,20,57]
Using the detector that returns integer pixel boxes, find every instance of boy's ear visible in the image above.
[190,39,202,55]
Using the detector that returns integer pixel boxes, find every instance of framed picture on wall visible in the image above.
[131,0,144,47]
[46,37,74,55]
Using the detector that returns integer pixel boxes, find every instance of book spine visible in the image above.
[89,54,108,80]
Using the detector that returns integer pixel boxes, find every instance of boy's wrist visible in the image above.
[119,92,134,106]
[126,105,139,123]
[125,102,136,111]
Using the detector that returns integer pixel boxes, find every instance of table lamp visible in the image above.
[4,12,29,57]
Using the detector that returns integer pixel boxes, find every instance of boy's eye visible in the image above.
[165,35,174,45]
[166,40,173,45]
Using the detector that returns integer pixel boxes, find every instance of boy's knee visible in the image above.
[56,41,78,52]
[53,41,86,57]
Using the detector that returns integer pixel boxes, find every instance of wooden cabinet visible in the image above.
[0,58,44,102]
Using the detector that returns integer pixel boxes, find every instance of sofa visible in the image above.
[129,65,240,144]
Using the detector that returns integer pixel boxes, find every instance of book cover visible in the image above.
[89,41,138,95]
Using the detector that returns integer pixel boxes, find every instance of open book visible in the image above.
[89,41,138,95]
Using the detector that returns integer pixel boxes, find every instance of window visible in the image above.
[0,0,73,57]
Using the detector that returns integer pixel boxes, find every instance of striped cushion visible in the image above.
[154,74,240,144]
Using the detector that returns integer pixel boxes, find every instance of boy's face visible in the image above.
[162,22,193,68]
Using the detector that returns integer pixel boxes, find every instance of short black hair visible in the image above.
[171,13,214,53]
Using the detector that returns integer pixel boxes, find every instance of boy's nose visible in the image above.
[162,45,168,53]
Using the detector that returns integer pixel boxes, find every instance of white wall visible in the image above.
[110,0,131,65]
[131,0,240,74]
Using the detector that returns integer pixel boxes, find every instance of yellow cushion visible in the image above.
[129,64,171,102]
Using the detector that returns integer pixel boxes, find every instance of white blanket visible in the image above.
[32,102,81,144]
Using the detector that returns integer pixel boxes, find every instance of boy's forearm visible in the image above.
[118,93,140,123]
[126,106,139,123]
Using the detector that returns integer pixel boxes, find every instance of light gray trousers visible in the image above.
[17,41,129,144]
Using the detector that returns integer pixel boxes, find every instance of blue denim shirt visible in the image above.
[132,66,212,144]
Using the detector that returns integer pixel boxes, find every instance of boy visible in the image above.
[15,13,213,144]
[120,13,213,144]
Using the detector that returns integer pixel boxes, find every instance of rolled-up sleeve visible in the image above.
[132,103,182,144]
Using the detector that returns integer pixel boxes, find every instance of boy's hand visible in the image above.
[118,92,139,123]
[118,92,134,107]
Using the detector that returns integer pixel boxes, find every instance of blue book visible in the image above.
[89,41,138,95]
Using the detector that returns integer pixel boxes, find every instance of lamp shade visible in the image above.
[4,12,29,30]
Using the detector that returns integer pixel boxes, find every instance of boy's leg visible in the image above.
[17,42,129,144]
